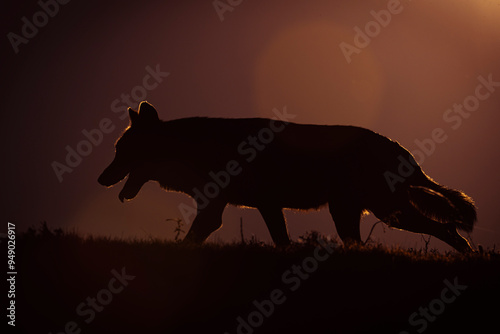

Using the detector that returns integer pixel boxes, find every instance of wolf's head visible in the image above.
[98,101,162,202]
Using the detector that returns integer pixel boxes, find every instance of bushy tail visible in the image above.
[407,180,477,232]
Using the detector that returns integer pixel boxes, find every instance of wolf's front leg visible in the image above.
[183,201,227,244]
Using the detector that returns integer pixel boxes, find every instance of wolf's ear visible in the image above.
[138,101,159,124]
[128,107,139,125]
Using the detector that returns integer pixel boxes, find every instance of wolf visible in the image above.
[98,101,476,252]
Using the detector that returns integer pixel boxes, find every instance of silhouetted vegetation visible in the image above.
[17,224,499,334]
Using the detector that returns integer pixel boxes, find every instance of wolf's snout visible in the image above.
[98,162,129,187]
[98,170,123,187]
[97,173,112,187]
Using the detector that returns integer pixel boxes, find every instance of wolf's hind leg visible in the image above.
[258,207,291,247]
[183,201,226,244]
[397,207,473,253]
[328,201,363,245]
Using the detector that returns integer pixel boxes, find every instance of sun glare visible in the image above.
[254,20,385,127]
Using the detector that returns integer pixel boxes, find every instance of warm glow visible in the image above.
[254,20,385,127]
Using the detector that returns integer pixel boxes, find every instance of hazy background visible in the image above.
[2,0,500,251]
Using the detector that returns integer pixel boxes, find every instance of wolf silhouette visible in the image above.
[98,101,476,252]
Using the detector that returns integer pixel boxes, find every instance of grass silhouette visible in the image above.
[16,223,499,334]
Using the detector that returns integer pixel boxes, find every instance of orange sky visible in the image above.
[3,0,500,251]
